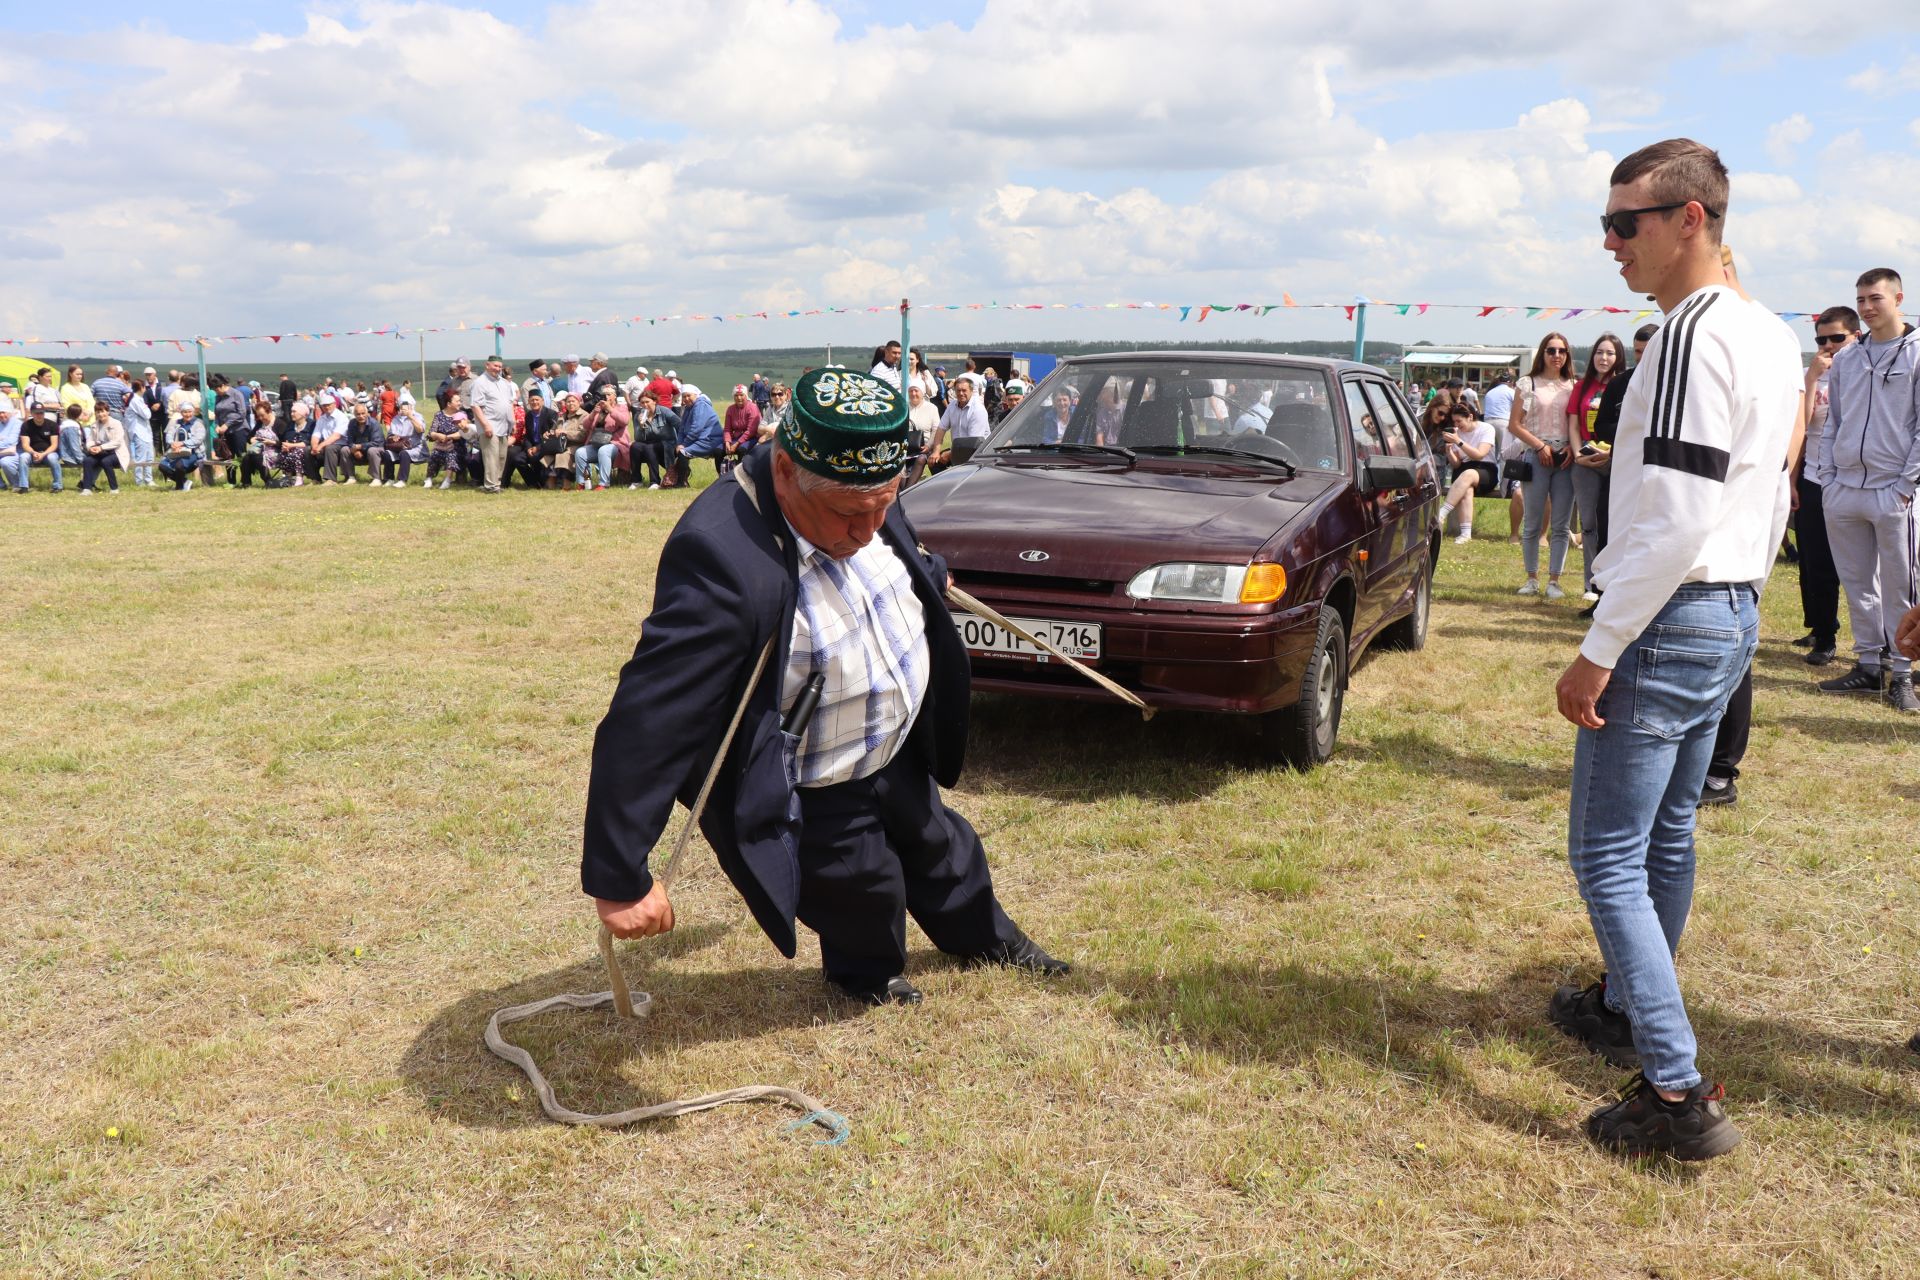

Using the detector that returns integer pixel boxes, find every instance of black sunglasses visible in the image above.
[1600,202,1723,239]
[1814,333,1851,347]
[1543,346,1568,355]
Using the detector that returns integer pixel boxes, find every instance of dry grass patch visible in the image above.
[3,487,1918,1278]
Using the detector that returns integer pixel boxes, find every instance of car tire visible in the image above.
[1261,606,1346,770]
[1377,557,1432,652]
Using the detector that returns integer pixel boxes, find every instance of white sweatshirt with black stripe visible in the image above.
[1580,284,1803,669]
[1811,323,1920,493]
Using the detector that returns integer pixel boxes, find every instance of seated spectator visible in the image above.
[158,407,207,490]
[0,393,27,493]
[345,400,388,485]
[310,394,356,485]
[426,396,471,490]
[23,368,63,472]
[721,384,762,475]
[509,391,553,490]
[236,397,276,488]
[79,402,125,494]
[627,391,676,490]
[541,391,589,488]
[996,379,1028,425]
[383,401,423,487]
[575,387,630,490]
[670,384,723,487]
[272,402,310,486]
[760,382,790,445]
[1434,402,1497,542]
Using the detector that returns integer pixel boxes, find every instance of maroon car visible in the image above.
[901,353,1440,766]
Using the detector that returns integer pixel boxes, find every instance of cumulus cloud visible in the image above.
[1765,114,1814,168]
[1847,55,1920,96]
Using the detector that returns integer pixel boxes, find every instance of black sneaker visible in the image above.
[1887,675,1919,714]
[1789,631,1816,649]
[1586,1073,1742,1161]
[1817,664,1883,695]
[962,928,1071,977]
[1803,643,1837,667]
[1549,980,1640,1067]
[1697,776,1738,808]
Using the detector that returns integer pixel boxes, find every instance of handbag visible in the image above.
[1502,457,1534,485]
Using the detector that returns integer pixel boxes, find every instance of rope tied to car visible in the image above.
[483,637,849,1145]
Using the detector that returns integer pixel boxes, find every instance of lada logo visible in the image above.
[1017,550,1050,562]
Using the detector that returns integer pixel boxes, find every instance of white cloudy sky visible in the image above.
[3,0,1918,362]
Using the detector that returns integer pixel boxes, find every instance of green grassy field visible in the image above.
[4,486,1917,1279]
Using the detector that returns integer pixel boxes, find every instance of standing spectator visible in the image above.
[1482,372,1526,541]
[749,372,772,415]
[1551,138,1799,1160]
[91,365,133,427]
[721,384,762,474]
[562,354,589,399]
[931,364,949,413]
[1508,332,1579,598]
[583,353,617,405]
[869,340,903,389]
[278,373,298,413]
[139,367,169,458]
[981,365,1004,418]
[627,390,676,490]
[1791,306,1860,665]
[78,402,124,494]
[467,355,518,494]
[624,365,651,416]
[121,376,155,487]
[1577,324,1658,620]
[1434,402,1498,541]
[378,380,398,425]
[426,396,470,489]
[995,379,1028,425]
[647,367,677,409]
[58,364,94,463]
[671,385,724,486]
[906,350,937,405]
[1568,333,1628,601]
[311,393,354,485]
[523,358,557,410]
[930,374,988,468]
[0,392,25,493]
[211,375,250,484]
[397,381,416,411]
[158,402,207,490]
[508,389,553,490]
[1813,268,1919,712]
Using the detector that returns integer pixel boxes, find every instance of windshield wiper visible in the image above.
[994,441,1138,463]
[1131,444,1297,476]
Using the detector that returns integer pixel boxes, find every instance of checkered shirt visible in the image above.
[782,528,931,788]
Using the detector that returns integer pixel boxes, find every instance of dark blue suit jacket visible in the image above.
[581,445,967,957]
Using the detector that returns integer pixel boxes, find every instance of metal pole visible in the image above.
[493,322,503,360]
[1352,302,1368,364]
[899,297,911,398]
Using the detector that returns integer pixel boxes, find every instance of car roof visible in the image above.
[1052,350,1387,377]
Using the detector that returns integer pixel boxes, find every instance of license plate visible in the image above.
[956,613,1102,661]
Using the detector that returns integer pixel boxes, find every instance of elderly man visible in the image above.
[930,373,988,470]
[468,355,519,494]
[0,391,24,492]
[585,367,1066,1004]
[522,358,556,410]
[583,352,617,405]
[311,392,354,484]
[562,354,589,399]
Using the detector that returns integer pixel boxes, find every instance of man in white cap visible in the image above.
[584,353,616,405]
[563,355,589,399]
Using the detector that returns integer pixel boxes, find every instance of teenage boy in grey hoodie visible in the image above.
[1812,267,1920,712]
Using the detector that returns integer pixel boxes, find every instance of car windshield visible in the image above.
[980,360,1342,473]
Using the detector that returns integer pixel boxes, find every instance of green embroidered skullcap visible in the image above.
[781,367,909,484]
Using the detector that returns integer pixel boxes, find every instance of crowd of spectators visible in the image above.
[0,345,1035,496]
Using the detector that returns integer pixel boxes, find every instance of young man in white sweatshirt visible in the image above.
[1811,268,1920,713]
[1549,139,1802,1161]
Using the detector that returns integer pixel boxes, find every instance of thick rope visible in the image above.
[483,639,848,1144]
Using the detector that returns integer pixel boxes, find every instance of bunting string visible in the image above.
[0,298,1882,350]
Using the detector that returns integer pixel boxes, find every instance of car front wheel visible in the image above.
[1259,606,1347,770]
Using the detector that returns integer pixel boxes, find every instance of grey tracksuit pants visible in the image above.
[1823,482,1919,674]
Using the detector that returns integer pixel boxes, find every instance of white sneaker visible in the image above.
[343,476,356,485]
[1582,590,1599,603]
[438,477,451,490]
[649,483,661,490]
[1545,582,1566,600]
[422,477,432,488]
[1453,529,1473,544]
[628,483,639,490]
[182,479,193,491]
[80,489,93,496]
[1516,579,1538,596]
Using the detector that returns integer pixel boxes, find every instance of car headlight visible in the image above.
[1126,562,1287,604]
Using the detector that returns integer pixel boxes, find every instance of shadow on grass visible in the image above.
[1771,712,1914,746]
[1344,730,1567,801]
[1096,956,1920,1158]
[966,694,1258,801]
[401,922,867,1130]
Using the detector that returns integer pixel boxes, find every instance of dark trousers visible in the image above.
[81,454,120,491]
[381,452,413,483]
[795,753,1020,988]
[1591,474,1610,561]
[631,439,668,486]
[1706,661,1753,783]
[1795,473,1840,644]
[506,445,545,489]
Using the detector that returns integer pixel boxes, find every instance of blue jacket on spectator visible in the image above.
[678,395,723,457]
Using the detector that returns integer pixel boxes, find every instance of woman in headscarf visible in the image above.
[721,384,762,474]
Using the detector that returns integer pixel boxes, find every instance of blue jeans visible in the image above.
[1568,583,1758,1091]
[0,453,25,490]
[1522,462,1575,579]
[58,423,86,464]
[575,442,615,486]
[27,453,63,490]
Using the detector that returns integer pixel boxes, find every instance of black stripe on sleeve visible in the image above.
[1642,435,1729,481]
[1652,293,1716,441]
[1647,295,1695,441]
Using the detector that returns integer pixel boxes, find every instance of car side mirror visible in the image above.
[1363,455,1418,493]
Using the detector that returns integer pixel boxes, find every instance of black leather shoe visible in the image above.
[1789,631,1816,649]
[965,930,1071,977]
[831,975,923,1006]
[1697,776,1738,808]
[1804,643,1837,667]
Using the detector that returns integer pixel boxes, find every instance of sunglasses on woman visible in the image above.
[1600,202,1723,239]
[1543,346,1568,356]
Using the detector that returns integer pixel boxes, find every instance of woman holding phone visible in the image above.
[1507,331,1578,598]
